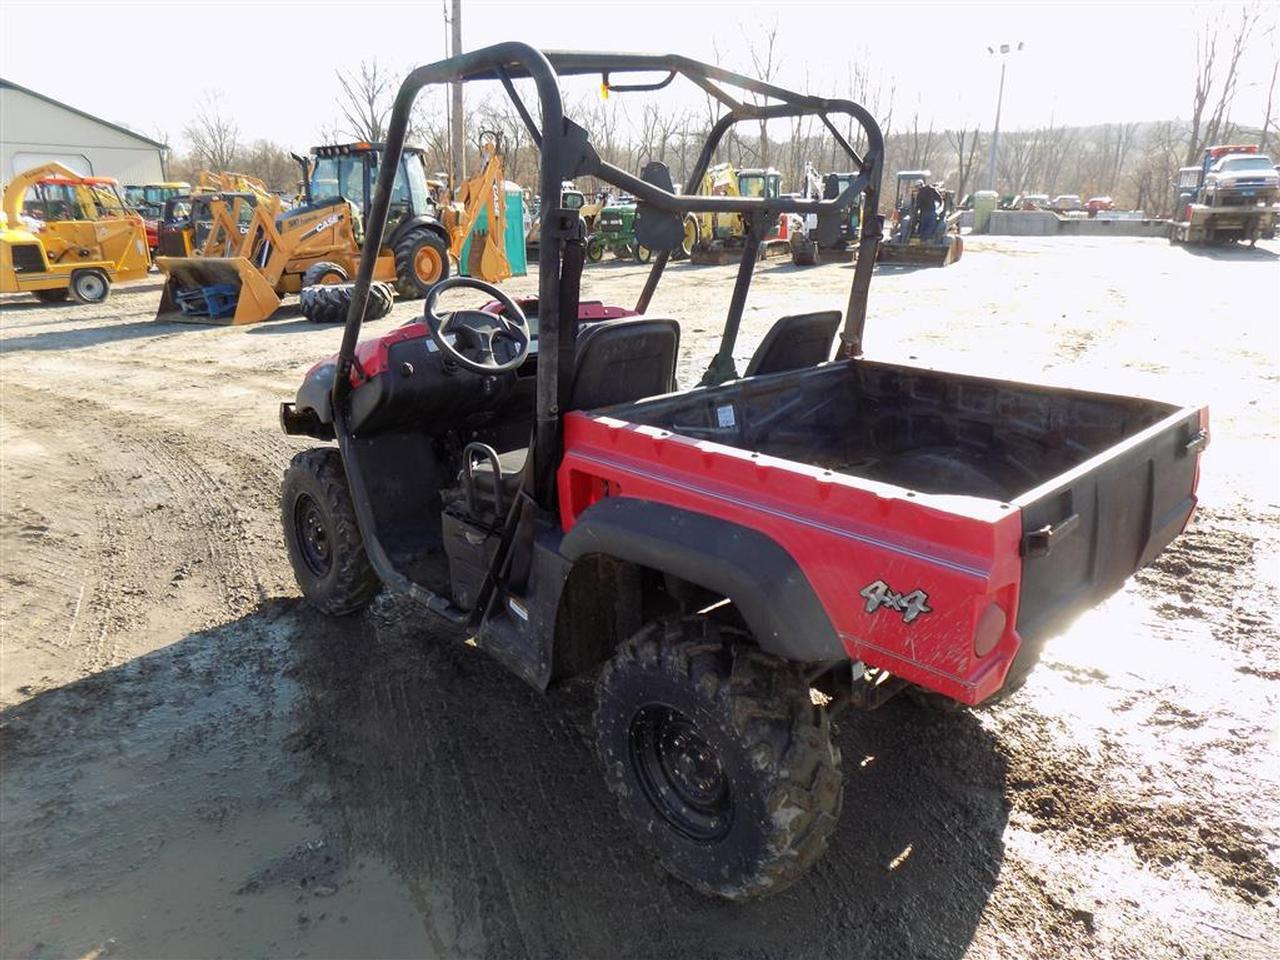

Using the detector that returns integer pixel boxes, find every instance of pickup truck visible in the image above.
[277,44,1208,902]
[1171,144,1280,245]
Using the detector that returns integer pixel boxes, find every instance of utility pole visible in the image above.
[449,0,464,190]
[985,41,1023,192]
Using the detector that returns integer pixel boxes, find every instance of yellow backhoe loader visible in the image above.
[0,161,150,303]
[154,171,279,260]
[156,142,453,324]
[441,133,511,283]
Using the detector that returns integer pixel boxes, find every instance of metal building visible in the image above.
[1,78,167,182]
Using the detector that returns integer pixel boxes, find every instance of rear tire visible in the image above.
[282,448,379,615]
[393,228,450,299]
[32,288,70,303]
[69,268,110,304]
[299,280,394,325]
[301,260,349,288]
[595,617,843,900]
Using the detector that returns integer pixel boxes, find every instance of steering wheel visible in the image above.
[424,277,531,374]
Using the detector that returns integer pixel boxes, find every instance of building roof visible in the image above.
[0,77,169,150]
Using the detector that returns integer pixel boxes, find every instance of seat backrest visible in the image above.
[570,317,681,410]
[744,310,842,377]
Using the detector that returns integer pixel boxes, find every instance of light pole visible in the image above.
[985,41,1024,192]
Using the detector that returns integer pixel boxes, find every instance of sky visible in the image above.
[2,0,1277,154]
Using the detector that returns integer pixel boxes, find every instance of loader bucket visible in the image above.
[154,256,282,325]
[876,235,964,268]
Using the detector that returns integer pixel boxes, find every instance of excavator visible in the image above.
[684,162,790,264]
[0,161,150,303]
[789,161,862,266]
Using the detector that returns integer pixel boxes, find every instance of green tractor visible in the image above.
[585,197,651,263]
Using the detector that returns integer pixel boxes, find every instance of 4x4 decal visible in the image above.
[859,579,931,623]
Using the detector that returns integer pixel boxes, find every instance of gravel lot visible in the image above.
[2,235,1278,959]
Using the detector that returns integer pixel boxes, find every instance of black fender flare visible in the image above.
[560,497,844,662]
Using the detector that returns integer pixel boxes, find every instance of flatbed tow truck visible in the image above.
[275,44,1209,900]
[1169,144,1279,245]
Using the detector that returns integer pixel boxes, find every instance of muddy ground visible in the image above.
[1,236,1277,959]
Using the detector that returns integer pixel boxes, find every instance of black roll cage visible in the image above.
[334,43,884,515]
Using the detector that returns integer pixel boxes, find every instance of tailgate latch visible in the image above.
[1182,429,1209,456]
[1021,513,1080,558]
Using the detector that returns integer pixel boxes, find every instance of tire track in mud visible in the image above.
[998,704,1278,905]
[2,381,295,683]
[1135,508,1277,659]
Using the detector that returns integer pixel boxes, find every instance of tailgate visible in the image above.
[1011,404,1208,674]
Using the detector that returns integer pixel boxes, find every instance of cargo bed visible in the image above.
[597,358,1207,691]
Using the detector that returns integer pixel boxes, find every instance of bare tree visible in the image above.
[947,127,982,201]
[1185,5,1261,164]
[336,59,396,143]
[905,107,936,171]
[184,92,240,171]
[1259,52,1279,152]
[743,20,781,168]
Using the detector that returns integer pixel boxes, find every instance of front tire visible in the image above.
[680,214,700,259]
[281,448,379,615]
[585,235,605,262]
[594,617,843,900]
[69,268,110,304]
[393,228,450,299]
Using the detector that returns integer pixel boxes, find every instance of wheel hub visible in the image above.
[629,705,732,842]
[293,494,331,576]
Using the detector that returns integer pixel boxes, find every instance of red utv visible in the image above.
[278,45,1208,900]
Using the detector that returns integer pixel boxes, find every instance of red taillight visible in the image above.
[974,603,1007,658]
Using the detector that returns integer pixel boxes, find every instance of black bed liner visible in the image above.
[614,357,1204,679]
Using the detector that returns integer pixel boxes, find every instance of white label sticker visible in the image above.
[508,597,529,622]
[716,404,736,429]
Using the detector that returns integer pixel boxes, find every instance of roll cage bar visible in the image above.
[335,43,885,515]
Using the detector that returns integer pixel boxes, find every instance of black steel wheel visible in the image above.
[292,492,332,577]
[281,448,379,615]
[595,617,842,899]
[629,705,733,842]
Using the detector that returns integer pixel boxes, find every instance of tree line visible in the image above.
[170,5,1276,219]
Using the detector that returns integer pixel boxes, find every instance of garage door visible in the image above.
[11,151,93,176]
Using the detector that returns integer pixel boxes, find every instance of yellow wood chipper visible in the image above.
[0,162,150,303]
